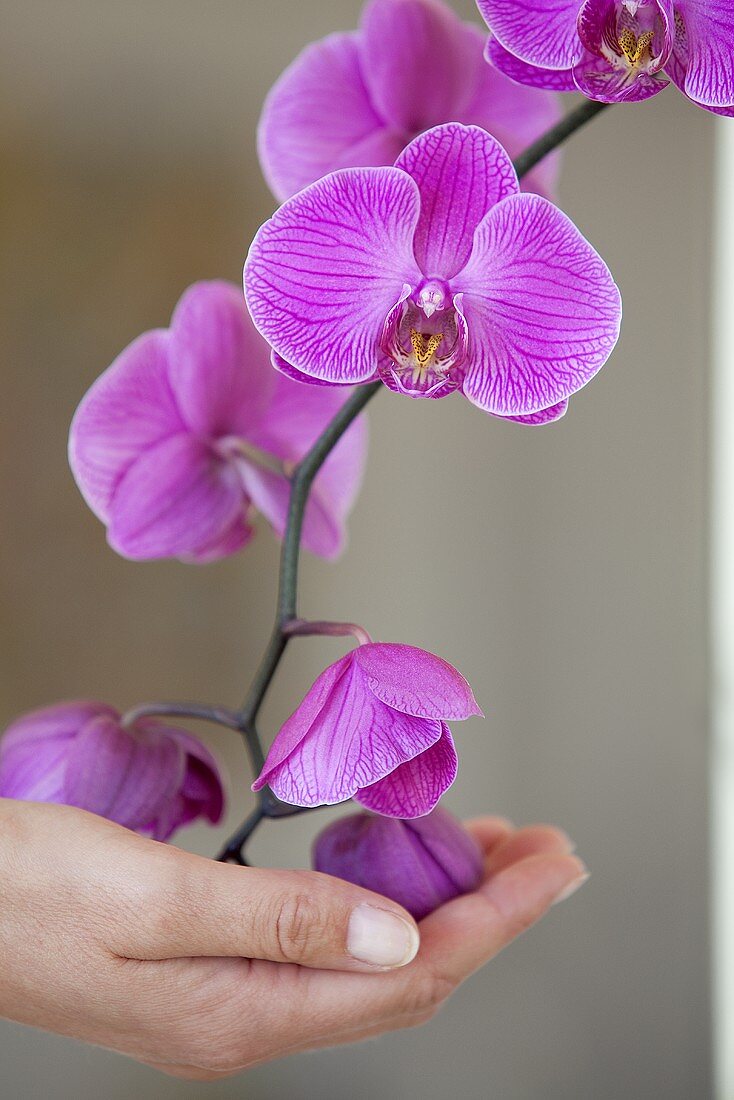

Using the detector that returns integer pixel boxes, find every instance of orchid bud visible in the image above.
[313,806,483,921]
[253,642,482,818]
[0,701,225,841]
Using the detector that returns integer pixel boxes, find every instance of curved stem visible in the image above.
[283,619,373,646]
[120,701,241,731]
[512,99,610,180]
[219,100,612,863]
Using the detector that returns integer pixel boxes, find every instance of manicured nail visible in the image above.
[347,904,420,968]
[552,871,590,906]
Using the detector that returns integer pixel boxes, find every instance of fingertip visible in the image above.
[483,824,576,876]
[464,815,514,851]
[482,852,589,921]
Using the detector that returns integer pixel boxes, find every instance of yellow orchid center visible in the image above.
[618,27,655,65]
[409,329,443,370]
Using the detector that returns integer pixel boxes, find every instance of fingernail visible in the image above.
[347,904,419,968]
[552,871,590,906]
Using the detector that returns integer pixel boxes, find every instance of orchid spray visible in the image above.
[3,0,726,916]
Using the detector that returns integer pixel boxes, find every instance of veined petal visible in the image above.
[257,32,398,202]
[64,716,185,838]
[354,642,482,720]
[359,0,476,132]
[573,53,669,101]
[395,124,518,281]
[168,281,275,438]
[484,34,577,91]
[254,655,354,790]
[574,0,672,102]
[263,678,443,808]
[68,331,183,523]
[498,398,569,425]
[108,433,244,561]
[244,167,422,384]
[476,0,584,70]
[454,193,621,416]
[271,351,351,388]
[672,1,734,108]
[354,723,458,817]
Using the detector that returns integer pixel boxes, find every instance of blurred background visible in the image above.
[0,1,715,1096]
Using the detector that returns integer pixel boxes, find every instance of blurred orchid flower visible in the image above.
[259,0,562,201]
[69,281,367,563]
[245,123,621,420]
[479,0,734,112]
[0,702,224,841]
[254,642,482,818]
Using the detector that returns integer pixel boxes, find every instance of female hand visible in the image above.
[0,798,586,1079]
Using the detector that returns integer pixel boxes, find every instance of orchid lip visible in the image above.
[585,0,670,76]
[378,285,468,399]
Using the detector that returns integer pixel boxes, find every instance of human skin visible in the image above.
[0,799,586,1080]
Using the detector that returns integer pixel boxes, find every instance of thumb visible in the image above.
[120,850,420,973]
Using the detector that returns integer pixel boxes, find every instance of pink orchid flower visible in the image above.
[245,123,621,421]
[259,0,562,201]
[478,0,734,112]
[69,281,367,563]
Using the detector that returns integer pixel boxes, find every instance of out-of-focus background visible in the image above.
[0,1,714,1097]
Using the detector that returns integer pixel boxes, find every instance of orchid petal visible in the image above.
[69,331,182,523]
[395,123,518,281]
[64,715,185,839]
[258,32,399,202]
[245,168,422,384]
[108,433,243,561]
[354,643,482,720]
[271,351,349,388]
[354,723,458,817]
[0,702,116,802]
[255,657,443,807]
[179,513,255,564]
[168,281,275,438]
[671,0,734,108]
[359,0,475,132]
[476,0,584,70]
[155,726,225,830]
[484,34,578,91]
[573,54,669,101]
[460,28,563,200]
[253,656,352,789]
[238,463,342,560]
[247,373,368,528]
[455,194,621,416]
[498,399,569,425]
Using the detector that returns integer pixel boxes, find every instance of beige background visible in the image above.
[0,1,713,1096]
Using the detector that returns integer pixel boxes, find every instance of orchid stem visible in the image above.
[219,100,613,863]
[283,619,373,646]
[512,99,610,180]
[120,701,241,731]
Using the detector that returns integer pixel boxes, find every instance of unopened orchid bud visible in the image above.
[313,806,483,920]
